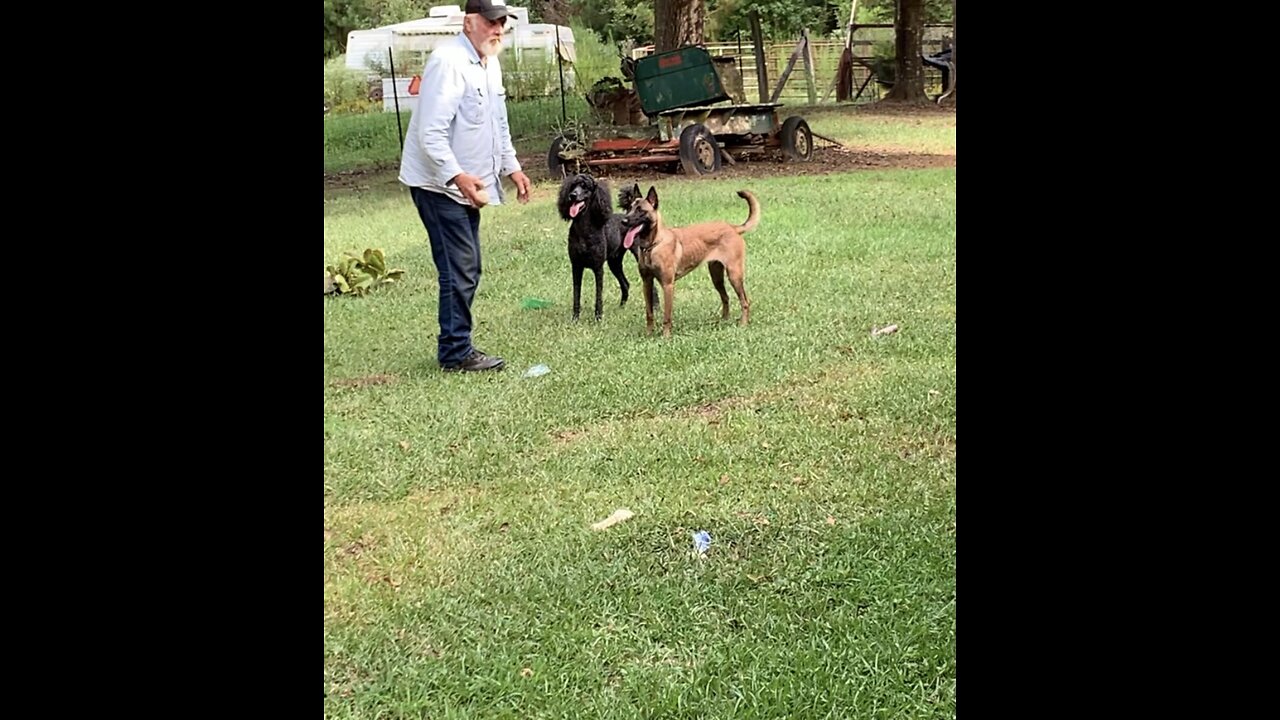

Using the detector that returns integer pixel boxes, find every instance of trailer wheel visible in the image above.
[679,124,721,176]
[780,116,813,161]
[547,134,579,179]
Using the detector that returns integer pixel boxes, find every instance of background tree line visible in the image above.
[323,0,952,59]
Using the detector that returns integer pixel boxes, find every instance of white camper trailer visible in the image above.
[344,5,577,110]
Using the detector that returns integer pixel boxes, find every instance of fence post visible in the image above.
[389,48,404,151]
[749,10,769,103]
[802,28,817,105]
[555,24,567,125]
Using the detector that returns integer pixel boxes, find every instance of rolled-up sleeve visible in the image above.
[416,59,465,185]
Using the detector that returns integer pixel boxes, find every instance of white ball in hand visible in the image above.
[473,188,490,207]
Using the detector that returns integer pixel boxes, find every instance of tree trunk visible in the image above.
[654,0,706,54]
[886,0,927,102]
[537,1,562,25]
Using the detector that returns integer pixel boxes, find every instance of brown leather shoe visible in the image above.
[442,350,505,373]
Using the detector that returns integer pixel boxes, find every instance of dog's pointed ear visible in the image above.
[646,186,659,210]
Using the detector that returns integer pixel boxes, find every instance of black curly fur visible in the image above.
[557,173,631,320]
[617,183,642,215]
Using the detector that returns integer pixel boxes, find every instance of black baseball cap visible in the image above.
[465,0,513,20]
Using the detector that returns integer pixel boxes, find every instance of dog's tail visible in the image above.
[735,190,760,234]
[618,183,642,212]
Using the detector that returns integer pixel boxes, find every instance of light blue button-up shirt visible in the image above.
[398,33,522,206]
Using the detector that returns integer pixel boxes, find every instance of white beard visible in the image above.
[480,36,504,58]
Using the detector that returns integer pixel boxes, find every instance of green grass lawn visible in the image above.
[325,159,956,718]
[324,101,956,174]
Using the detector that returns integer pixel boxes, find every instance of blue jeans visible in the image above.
[411,188,482,366]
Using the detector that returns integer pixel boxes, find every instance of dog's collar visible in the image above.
[637,233,663,252]
[631,223,660,253]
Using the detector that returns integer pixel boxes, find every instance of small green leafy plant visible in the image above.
[325,248,405,297]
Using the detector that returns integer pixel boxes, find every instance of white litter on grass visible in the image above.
[590,508,635,531]
[871,323,900,337]
[524,364,551,378]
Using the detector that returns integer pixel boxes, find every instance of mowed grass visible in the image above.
[323,101,956,174]
[793,105,957,155]
[325,129,956,718]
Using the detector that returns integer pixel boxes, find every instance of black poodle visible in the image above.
[557,173,632,320]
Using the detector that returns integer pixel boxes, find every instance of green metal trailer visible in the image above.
[548,45,813,177]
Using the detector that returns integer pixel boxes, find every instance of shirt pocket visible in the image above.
[494,88,508,122]
[458,86,486,125]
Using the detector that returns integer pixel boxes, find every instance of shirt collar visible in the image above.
[456,32,482,65]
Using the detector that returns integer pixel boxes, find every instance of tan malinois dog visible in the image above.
[621,185,759,337]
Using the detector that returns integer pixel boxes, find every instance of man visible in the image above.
[399,0,532,373]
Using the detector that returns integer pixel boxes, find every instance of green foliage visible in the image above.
[323,0,956,60]
[362,49,421,79]
[564,0,654,46]
[855,0,894,24]
[871,39,895,84]
[511,95,592,139]
[500,22,614,102]
[325,248,406,296]
[708,0,953,42]
[567,21,627,92]
[856,0,953,24]
[324,112,407,173]
[324,0,431,59]
[713,0,843,40]
[503,51,566,102]
[324,0,368,58]
[324,55,381,115]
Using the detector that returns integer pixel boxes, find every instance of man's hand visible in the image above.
[509,171,531,204]
[450,172,489,208]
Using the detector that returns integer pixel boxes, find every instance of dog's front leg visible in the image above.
[608,254,629,308]
[593,266,604,321]
[661,281,675,338]
[571,264,584,321]
[642,274,656,336]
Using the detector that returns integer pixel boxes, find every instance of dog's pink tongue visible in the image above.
[569,201,584,218]
[623,225,642,249]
